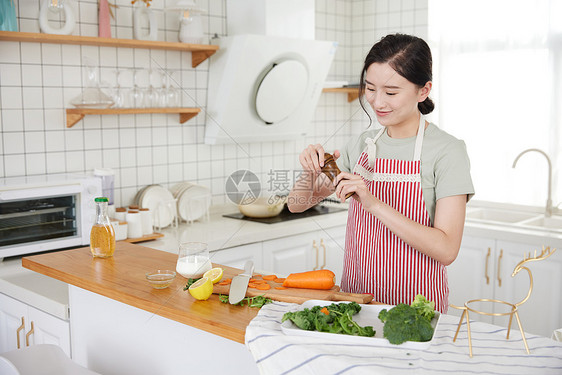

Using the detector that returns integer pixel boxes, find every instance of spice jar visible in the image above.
[114,207,127,221]
[322,153,354,200]
[90,197,116,258]
[126,210,143,239]
[139,208,153,235]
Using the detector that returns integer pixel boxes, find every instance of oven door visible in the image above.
[0,187,85,259]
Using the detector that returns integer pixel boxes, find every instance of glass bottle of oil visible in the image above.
[90,197,116,258]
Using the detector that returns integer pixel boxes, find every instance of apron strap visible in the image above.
[413,113,426,161]
[364,127,386,168]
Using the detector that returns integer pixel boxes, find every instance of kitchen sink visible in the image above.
[519,215,562,231]
[466,206,562,234]
[465,208,537,224]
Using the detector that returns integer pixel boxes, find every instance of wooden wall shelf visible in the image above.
[0,31,218,68]
[322,87,361,102]
[65,107,201,128]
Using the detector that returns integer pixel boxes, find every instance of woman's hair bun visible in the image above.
[418,97,434,115]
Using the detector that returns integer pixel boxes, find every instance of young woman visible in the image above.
[287,34,474,313]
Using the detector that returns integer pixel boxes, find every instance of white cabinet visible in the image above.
[262,232,316,276]
[319,226,346,285]
[69,287,259,375]
[262,225,346,284]
[448,235,562,337]
[0,293,27,353]
[447,236,496,323]
[0,293,71,356]
[493,240,562,337]
[210,242,263,270]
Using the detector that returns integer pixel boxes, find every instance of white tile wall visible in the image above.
[0,0,428,207]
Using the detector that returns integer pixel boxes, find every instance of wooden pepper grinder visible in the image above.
[321,153,354,200]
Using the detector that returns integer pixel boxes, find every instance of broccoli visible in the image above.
[411,294,436,321]
[378,294,436,345]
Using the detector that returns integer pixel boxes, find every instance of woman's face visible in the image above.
[364,62,430,129]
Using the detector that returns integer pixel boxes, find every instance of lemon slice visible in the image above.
[203,267,223,284]
[188,277,213,300]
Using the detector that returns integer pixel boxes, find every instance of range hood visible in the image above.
[204,35,336,144]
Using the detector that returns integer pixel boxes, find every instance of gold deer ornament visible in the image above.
[450,246,556,357]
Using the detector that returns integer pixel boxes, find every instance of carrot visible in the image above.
[249,278,259,283]
[273,278,285,283]
[320,307,330,315]
[218,278,232,285]
[248,283,258,288]
[274,286,287,290]
[282,270,335,290]
[252,280,267,284]
[253,274,262,278]
[262,275,277,280]
[255,283,271,290]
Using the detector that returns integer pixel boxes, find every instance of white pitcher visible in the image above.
[133,4,158,41]
[39,0,76,35]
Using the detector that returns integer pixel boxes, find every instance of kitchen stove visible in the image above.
[223,204,347,224]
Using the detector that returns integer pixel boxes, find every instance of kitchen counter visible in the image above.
[0,202,348,322]
[22,241,257,343]
[3,200,561,327]
[0,257,69,319]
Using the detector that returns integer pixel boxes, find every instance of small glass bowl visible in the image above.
[146,270,176,289]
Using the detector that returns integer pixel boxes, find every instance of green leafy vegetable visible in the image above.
[282,302,375,337]
[183,278,201,290]
[378,294,436,345]
[219,294,272,308]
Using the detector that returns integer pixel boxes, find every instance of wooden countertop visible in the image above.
[22,242,258,344]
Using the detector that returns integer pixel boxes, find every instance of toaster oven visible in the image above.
[0,173,102,260]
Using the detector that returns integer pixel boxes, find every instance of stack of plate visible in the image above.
[170,182,211,222]
[134,184,176,228]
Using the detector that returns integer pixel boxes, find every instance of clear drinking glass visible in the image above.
[166,70,180,107]
[176,242,212,279]
[131,68,145,108]
[147,68,161,107]
[112,70,123,108]
[158,68,168,107]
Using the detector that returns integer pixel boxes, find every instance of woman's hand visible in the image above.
[334,171,377,209]
[299,144,325,173]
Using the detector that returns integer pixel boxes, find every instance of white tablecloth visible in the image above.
[245,301,562,375]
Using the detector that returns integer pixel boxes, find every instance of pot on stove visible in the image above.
[238,195,288,218]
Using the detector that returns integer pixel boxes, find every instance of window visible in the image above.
[428,0,561,208]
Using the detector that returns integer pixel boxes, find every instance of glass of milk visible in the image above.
[176,242,212,279]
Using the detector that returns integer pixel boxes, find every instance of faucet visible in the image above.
[512,148,553,217]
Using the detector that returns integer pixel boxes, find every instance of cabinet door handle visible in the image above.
[485,247,491,284]
[497,249,503,287]
[312,240,319,270]
[25,321,34,347]
[16,316,25,349]
[320,239,326,269]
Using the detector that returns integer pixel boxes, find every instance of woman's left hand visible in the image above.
[334,172,377,209]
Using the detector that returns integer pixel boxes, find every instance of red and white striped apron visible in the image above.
[341,113,448,313]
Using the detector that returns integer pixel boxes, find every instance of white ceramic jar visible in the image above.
[126,210,143,239]
[139,208,153,235]
[114,207,127,222]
